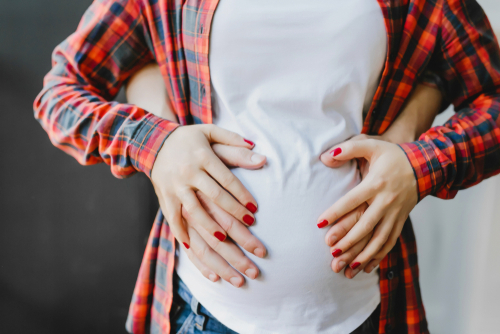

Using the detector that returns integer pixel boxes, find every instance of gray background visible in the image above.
[0,1,156,333]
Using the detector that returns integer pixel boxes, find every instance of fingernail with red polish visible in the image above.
[331,148,342,157]
[183,242,190,249]
[243,215,255,226]
[246,202,257,214]
[351,262,361,270]
[317,219,328,228]
[244,139,255,147]
[332,249,343,257]
[214,231,226,242]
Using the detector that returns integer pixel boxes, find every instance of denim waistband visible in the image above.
[175,273,217,328]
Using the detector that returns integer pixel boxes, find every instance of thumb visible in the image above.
[212,144,267,169]
[321,135,376,168]
[326,138,377,163]
[200,124,255,148]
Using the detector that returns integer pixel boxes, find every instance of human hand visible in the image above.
[181,190,266,287]
[181,144,268,287]
[319,135,383,278]
[318,137,418,278]
[151,124,261,257]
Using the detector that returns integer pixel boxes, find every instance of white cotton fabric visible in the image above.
[176,0,387,333]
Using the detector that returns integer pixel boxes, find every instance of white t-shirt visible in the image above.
[176,0,387,333]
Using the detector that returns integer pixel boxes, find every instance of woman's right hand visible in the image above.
[151,124,267,286]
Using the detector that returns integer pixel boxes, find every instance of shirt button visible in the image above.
[386,270,394,280]
[200,84,205,98]
[372,108,379,115]
[385,323,392,333]
[199,24,204,34]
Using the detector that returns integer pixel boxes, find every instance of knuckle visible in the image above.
[371,178,386,191]
[207,186,223,201]
[223,218,236,234]
[361,221,375,235]
[212,239,224,252]
[183,199,201,214]
[337,223,350,237]
[178,163,196,178]
[343,238,355,250]
[385,194,397,206]
[218,172,236,189]
[196,244,211,260]
[230,132,241,142]
[220,266,236,280]
[197,148,212,163]
[240,238,256,252]
[346,195,361,209]
[234,257,252,271]
[237,147,250,160]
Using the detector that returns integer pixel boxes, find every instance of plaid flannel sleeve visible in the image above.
[399,0,500,201]
[33,0,180,179]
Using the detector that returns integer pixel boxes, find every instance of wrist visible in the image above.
[381,124,418,144]
[132,114,181,178]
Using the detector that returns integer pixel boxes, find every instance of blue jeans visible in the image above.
[170,273,379,334]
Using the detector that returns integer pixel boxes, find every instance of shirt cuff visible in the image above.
[398,141,444,202]
[129,113,180,178]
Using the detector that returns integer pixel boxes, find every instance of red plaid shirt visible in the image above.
[34,0,500,333]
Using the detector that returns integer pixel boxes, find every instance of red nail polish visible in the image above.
[331,148,342,157]
[351,262,361,270]
[214,231,226,242]
[183,242,190,249]
[243,215,255,226]
[317,219,328,228]
[332,249,343,257]
[246,202,257,214]
[244,139,255,146]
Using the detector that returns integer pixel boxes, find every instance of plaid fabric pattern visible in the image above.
[33,0,500,333]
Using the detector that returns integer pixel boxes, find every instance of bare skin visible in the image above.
[127,64,442,285]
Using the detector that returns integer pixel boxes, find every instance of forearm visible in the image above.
[126,63,178,123]
[399,3,500,201]
[381,83,443,144]
[34,0,179,178]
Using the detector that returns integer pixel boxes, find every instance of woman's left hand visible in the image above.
[317,135,418,278]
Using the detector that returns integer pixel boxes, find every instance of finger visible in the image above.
[194,221,260,280]
[212,144,266,169]
[159,195,190,248]
[324,202,368,247]
[196,191,266,258]
[200,124,255,149]
[202,155,258,217]
[348,211,399,272]
[327,138,378,162]
[187,226,245,287]
[179,188,228,242]
[364,218,403,274]
[330,197,386,258]
[330,232,371,273]
[183,240,220,282]
[320,135,373,168]
[317,182,374,228]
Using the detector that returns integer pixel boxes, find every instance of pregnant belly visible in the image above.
[176,157,381,333]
